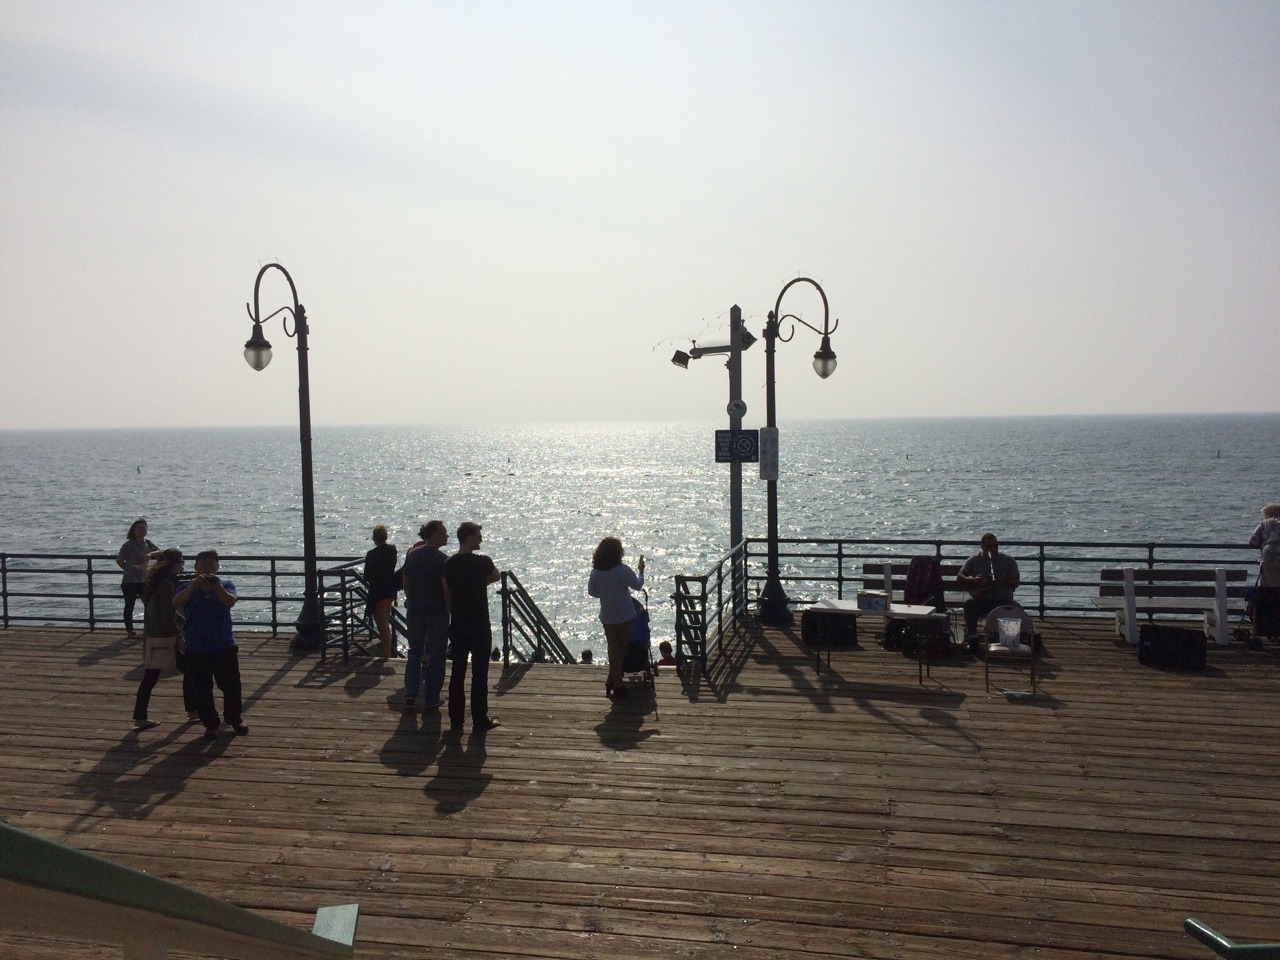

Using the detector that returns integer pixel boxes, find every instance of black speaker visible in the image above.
[801,609,859,648]
[1254,586,1280,639]
[1138,623,1206,670]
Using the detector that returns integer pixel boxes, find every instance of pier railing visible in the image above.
[500,571,575,664]
[0,552,353,635]
[673,541,750,673]
[673,538,1259,669]
[3,541,1261,668]
[0,552,575,665]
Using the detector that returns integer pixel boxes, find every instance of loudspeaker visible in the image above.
[801,609,858,648]
[1138,623,1206,670]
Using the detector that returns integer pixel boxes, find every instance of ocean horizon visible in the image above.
[2,413,1276,656]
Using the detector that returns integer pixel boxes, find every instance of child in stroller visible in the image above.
[619,593,656,692]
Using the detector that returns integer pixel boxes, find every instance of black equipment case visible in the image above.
[801,609,859,648]
[1138,623,1207,670]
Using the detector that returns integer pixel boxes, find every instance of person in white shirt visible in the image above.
[587,536,645,699]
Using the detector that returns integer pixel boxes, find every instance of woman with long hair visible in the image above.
[116,518,156,638]
[588,536,645,699]
[132,549,193,730]
[364,524,399,658]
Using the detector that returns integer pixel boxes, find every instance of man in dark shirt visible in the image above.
[957,533,1021,651]
[442,521,501,732]
[401,520,450,711]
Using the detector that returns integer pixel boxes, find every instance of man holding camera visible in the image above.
[175,549,248,740]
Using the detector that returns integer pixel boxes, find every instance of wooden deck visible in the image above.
[2,618,1278,960]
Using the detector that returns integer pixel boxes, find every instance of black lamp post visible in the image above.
[757,277,838,625]
[242,263,325,653]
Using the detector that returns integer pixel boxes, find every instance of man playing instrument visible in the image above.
[958,533,1020,652]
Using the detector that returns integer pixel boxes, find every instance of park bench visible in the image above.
[859,560,966,676]
[1092,567,1249,647]
[860,560,965,609]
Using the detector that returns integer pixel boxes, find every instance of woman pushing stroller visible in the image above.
[587,536,645,699]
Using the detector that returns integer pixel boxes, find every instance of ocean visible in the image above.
[1,414,1276,655]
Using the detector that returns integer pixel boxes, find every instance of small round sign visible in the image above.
[727,399,748,419]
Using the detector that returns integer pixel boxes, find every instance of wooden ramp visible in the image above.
[1,620,1278,959]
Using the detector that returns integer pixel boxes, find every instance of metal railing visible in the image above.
[0,553,573,666]
[500,570,575,664]
[0,552,353,635]
[314,559,408,662]
[1184,918,1280,958]
[673,541,749,673]
[2,821,358,960]
[672,538,1261,671]
[740,537,1259,618]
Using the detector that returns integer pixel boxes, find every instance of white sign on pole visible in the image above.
[759,427,779,481]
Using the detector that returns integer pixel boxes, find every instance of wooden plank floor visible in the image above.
[2,619,1278,960]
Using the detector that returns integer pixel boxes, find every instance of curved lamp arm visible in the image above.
[243,262,306,371]
[769,276,839,378]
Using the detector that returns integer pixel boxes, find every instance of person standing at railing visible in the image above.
[364,525,399,659]
[175,550,247,741]
[400,520,450,712]
[132,549,193,731]
[1248,503,1280,587]
[588,536,645,699]
[957,533,1020,653]
[116,518,157,639]
[442,522,501,733]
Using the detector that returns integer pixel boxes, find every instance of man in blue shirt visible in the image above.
[400,520,450,711]
[175,549,248,740]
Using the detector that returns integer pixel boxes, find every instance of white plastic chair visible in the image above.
[983,604,1037,694]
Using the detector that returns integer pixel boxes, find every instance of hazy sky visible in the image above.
[1,1,1277,429]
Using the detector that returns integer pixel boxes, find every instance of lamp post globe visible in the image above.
[243,325,273,372]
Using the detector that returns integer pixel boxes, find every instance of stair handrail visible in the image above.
[1,821,358,960]
[500,570,574,663]
[1184,918,1280,958]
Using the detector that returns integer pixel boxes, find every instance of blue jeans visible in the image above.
[405,610,449,704]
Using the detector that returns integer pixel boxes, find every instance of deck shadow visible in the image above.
[70,732,230,827]
[378,709,445,777]
[422,730,491,814]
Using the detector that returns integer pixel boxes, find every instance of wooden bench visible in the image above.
[860,561,965,608]
[857,561,966,674]
[1092,567,1249,647]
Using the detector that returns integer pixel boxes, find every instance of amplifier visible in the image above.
[1138,623,1206,670]
[801,609,859,648]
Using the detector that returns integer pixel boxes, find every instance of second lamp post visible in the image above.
[756,277,839,625]
[242,262,325,652]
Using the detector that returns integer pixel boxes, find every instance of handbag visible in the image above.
[143,634,179,671]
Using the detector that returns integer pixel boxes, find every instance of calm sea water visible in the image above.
[1,415,1276,655]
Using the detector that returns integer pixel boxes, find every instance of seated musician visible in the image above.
[957,533,1020,651]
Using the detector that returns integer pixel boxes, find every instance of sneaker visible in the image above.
[186,710,200,722]
[231,723,249,736]
[474,718,501,733]
[133,719,159,731]
[203,727,219,741]
[403,697,417,712]
[423,700,444,710]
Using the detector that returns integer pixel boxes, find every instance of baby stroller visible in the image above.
[619,592,656,694]
[1234,577,1280,649]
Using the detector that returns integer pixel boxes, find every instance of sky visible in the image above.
[1,0,1277,430]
